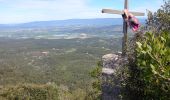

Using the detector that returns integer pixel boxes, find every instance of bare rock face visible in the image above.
[101,53,128,100]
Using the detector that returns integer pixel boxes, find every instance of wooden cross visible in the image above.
[102,0,145,56]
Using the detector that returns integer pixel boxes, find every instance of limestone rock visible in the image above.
[101,53,128,100]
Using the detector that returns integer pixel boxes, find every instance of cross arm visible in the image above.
[102,9,145,16]
[102,9,123,15]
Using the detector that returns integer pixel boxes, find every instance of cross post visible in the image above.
[102,0,145,56]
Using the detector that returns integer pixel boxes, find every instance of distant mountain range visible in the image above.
[0,18,146,29]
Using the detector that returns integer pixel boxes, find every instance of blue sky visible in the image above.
[0,0,164,24]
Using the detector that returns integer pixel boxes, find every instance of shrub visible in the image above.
[90,61,102,100]
[135,31,170,99]
[0,83,58,100]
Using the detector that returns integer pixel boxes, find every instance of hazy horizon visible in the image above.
[0,17,147,25]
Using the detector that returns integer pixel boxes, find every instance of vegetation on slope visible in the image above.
[0,37,121,100]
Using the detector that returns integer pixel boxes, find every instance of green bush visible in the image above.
[0,84,58,100]
[90,61,102,100]
[135,31,170,99]
[0,83,98,100]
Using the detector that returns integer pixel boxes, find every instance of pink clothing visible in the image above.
[128,16,139,32]
[123,9,140,32]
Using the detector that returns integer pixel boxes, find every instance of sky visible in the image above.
[0,0,164,24]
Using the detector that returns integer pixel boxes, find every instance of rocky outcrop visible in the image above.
[102,53,128,100]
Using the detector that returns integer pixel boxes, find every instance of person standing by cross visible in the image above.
[102,0,145,56]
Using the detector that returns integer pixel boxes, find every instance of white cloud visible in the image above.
[0,0,165,24]
[0,0,117,24]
